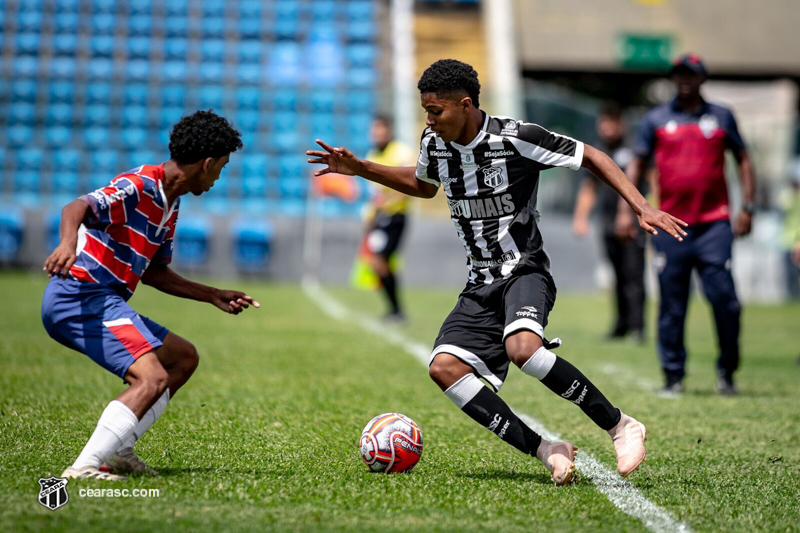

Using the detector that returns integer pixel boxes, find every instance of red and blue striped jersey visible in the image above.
[69,164,180,300]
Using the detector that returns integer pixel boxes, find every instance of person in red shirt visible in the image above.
[626,54,757,396]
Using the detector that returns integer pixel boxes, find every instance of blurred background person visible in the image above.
[360,116,416,323]
[626,54,757,396]
[780,167,800,299]
[572,103,646,343]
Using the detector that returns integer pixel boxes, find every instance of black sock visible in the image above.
[379,272,401,314]
[540,356,621,431]
[461,387,542,456]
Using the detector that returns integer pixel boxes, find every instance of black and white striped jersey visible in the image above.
[415,112,584,285]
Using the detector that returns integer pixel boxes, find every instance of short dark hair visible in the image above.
[168,110,243,164]
[598,102,623,120]
[418,59,481,108]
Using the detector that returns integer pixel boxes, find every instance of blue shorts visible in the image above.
[41,277,169,379]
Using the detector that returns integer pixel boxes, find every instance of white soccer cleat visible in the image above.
[608,412,647,477]
[103,448,159,476]
[61,466,128,481]
[536,441,577,486]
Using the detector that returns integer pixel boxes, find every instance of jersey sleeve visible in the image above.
[509,123,585,171]
[150,208,178,266]
[79,175,144,228]
[721,107,746,154]
[414,129,442,187]
[633,112,657,160]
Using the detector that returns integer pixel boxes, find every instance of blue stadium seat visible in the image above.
[15,33,41,56]
[45,211,62,254]
[85,82,111,104]
[52,34,79,57]
[236,64,261,85]
[89,172,110,190]
[201,17,225,38]
[55,0,81,11]
[238,41,262,64]
[47,81,74,103]
[279,177,309,200]
[203,0,225,18]
[54,13,79,33]
[91,14,116,35]
[126,150,159,169]
[120,128,148,149]
[236,87,261,110]
[310,91,336,113]
[16,11,43,32]
[161,61,188,83]
[84,104,112,127]
[348,114,372,136]
[51,170,81,195]
[125,60,151,82]
[241,175,268,197]
[83,127,111,148]
[16,148,44,170]
[277,156,306,181]
[198,85,224,109]
[347,68,376,89]
[311,0,336,21]
[128,15,152,34]
[272,90,299,112]
[11,80,37,103]
[92,0,116,14]
[347,44,376,68]
[199,62,224,83]
[238,18,263,39]
[164,0,187,17]
[311,114,336,139]
[127,37,152,60]
[122,105,149,128]
[235,110,260,132]
[8,103,36,126]
[346,90,373,113]
[159,107,184,129]
[12,56,39,78]
[308,22,338,42]
[90,35,115,58]
[45,126,72,147]
[161,85,186,107]
[123,83,149,106]
[242,154,269,177]
[164,38,188,60]
[268,43,302,86]
[6,125,35,147]
[0,208,24,263]
[128,0,153,15]
[239,0,262,19]
[164,17,188,38]
[53,149,81,170]
[46,103,73,125]
[308,41,345,86]
[231,219,273,273]
[91,150,119,172]
[201,39,225,62]
[347,2,375,21]
[86,58,113,80]
[14,171,41,193]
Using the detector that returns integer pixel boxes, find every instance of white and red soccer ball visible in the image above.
[359,413,423,473]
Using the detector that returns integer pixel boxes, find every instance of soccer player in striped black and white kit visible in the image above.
[308,60,688,485]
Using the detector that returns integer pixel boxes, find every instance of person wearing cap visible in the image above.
[625,53,757,396]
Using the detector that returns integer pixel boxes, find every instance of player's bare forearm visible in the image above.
[306,139,438,199]
[43,199,90,277]
[582,144,687,240]
[736,151,756,204]
[141,265,260,314]
[359,161,438,198]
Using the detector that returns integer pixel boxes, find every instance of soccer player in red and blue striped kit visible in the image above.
[42,110,260,481]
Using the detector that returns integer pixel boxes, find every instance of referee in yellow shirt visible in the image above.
[363,116,416,323]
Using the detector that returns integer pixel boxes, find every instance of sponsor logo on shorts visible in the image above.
[516,306,538,318]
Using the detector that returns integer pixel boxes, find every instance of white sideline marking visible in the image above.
[302,281,692,533]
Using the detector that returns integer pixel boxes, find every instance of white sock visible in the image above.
[119,390,170,452]
[519,346,557,380]
[443,374,485,408]
[72,401,139,470]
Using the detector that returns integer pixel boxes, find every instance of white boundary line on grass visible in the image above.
[302,280,691,533]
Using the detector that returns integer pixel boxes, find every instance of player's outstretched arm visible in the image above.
[582,144,688,242]
[306,139,438,199]
[43,199,90,278]
[141,265,260,315]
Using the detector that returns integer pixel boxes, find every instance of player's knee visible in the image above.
[142,368,169,399]
[429,354,466,390]
[505,333,543,368]
[182,342,200,374]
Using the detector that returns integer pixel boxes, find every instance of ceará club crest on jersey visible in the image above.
[482,166,504,188]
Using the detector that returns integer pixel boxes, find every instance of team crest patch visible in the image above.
[698,114,719,139]
[38,477,69,511]
[481,166,504,188]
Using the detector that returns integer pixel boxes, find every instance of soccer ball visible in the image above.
[359,413,423,473]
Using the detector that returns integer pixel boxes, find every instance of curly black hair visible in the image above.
[168,110,243,164]
[417,59,481,108]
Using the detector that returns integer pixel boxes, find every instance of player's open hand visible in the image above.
[43,242,77,278]
[212,289,261,315]
[306,139,362,177]
[638,205,688,242]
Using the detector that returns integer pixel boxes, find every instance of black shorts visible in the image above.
[431,270,557,391]
[367,213,406,258]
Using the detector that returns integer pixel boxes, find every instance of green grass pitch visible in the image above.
[1,271,798,532]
